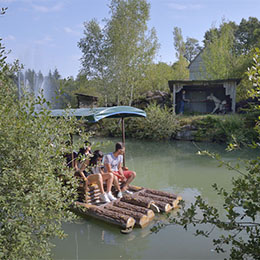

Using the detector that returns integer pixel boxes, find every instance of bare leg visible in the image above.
[121,171,136,192]
[102,172,113,193]
[113,175,121,191]
[87,174,105,194]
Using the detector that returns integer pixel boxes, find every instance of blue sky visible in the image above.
[1,0,260,78]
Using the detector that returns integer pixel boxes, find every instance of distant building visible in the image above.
[169,48,241,114]
[188,51,206,80]
[168,79,240,114]
[75,93,98,108]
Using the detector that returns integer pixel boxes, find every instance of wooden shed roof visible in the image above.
[168,79,241,92]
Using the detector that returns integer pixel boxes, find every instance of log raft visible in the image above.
[73,184,182,230]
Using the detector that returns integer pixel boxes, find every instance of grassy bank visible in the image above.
[92,104,259,146]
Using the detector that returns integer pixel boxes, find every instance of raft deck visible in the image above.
[73,184,182,230]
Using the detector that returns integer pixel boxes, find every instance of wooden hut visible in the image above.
[168,79,240,114]
[75,93,98,108]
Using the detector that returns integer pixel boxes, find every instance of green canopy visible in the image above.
[50,106,146,122]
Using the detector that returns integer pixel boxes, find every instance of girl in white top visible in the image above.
[80,150,116,202]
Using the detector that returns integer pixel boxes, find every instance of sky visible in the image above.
[1,0,260,78]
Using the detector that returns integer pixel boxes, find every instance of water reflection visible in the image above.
[53,139,257,259]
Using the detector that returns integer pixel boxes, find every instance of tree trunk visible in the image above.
[104,205,149,228]
[139,192,177,207]
[129,85,134,106]
[87,206,135,229]
[144,188,177,200]
[120,194,154,209]
[113,201,154,219]
[128,185,144,192]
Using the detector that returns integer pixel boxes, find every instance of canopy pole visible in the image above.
[121,117,126,167]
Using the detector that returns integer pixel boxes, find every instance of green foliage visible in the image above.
[202,22,239,80]
[235,17,260,55]
[172,27,190,79]
[201,18,260,100]
[194,114,258,145]
[141,62,175,92]
[173,27,185,59]
[151,49,260,259]
[78,0,159,106]
[184,37,202,63]
[101,103,180,140]
[0,40,89,259]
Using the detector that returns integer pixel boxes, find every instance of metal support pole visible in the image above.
[121,117,126,167]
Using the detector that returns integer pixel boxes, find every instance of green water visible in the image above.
[53,138,254,260]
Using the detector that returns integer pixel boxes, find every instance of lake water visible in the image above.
[53,138,254,260]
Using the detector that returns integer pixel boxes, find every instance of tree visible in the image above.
[201,22,240,80]
[151,49,260,259]
[142,62,176,93]
[172,27,189,79]
[78,0,159,106]
[78,19,106,80]
[235,17,260,55]
[173,27,185,60]
[184,37,202,63]
[0,39,89,259]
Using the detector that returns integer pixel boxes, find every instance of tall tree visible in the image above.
[78,0,159,106]
[173,27,185,59]
[235,17,260,55]
[172,27,189,79]
[142,62,176,93]
[184,37,202,63]
[78,19,107,80]
[201,22,239,79]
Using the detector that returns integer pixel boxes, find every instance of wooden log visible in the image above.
[120,194,154,209]
[128,185,144,192]
[143,188,177,200]
[77,186,100,194]
[78,189,101,196]
[87,206,135,229]
[113,201,155,219]
[139,192,176,207]
[150,203,160,213]
[79,192,101,199]
[172,196,183,209]
[104,205,150,228]
[151,200,172,213]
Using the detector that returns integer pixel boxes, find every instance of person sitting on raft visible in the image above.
[77,148,116,203]
[104,142,136,198]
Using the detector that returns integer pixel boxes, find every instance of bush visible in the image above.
[193,114,258,145]
[100,103,180,140]
[0,40,89,260]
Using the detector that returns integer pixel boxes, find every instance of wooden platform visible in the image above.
[73,184,182,230]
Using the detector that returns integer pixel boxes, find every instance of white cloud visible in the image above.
[0,0,16,3]
[32,2,63,13]
[64,27,80,36]
[34,35,53,45]
[167,2,203,11]
[4,35,16,41]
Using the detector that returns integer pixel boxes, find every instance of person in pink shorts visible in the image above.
[104,142,136,198]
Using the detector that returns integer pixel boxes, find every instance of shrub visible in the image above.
[194,114,258,145]
[0,40,89,260]
[100,103,180,140]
